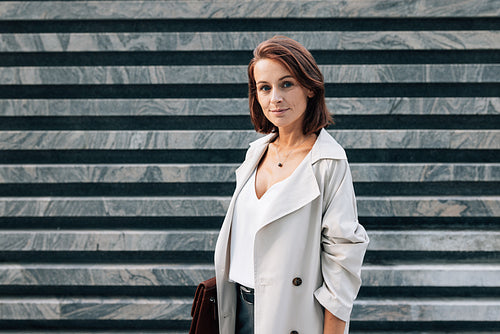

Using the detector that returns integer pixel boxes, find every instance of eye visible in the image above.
[282,81,293,88]
[259,85,271,92]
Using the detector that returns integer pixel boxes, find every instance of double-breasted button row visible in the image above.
[292,277,302,286]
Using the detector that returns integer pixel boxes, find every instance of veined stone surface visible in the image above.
[0,297,497,321]
[0,264,498,287]
[1,31,499,52]
[1,98,499,116]
[2,64,499,84]
[351,299,500,321]
[0,197,497,217]
[0,230,497,252]
[1,130,498,149]
[0,163,498,183]
[1,0,499,19]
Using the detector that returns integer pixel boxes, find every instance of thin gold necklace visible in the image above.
[274,134,311,168]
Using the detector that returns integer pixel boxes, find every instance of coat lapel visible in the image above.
[225,128,347,247]
[256,157,320,230]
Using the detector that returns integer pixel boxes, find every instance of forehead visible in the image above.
[254,59,293,82]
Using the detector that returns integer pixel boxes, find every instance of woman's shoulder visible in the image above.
[311,128,347,163]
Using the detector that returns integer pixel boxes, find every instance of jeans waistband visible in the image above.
[237,284,254,304]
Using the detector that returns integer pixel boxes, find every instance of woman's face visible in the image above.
[254,58,313,133]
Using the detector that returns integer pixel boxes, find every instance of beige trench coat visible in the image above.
[214,128,369,334]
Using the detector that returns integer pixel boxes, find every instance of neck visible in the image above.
[276,128,308,149]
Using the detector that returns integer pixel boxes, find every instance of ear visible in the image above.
[307,90,315,98]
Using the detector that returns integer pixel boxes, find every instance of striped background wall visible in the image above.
[0,1,499,332]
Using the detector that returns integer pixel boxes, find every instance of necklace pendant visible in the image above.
[278,162,283,167]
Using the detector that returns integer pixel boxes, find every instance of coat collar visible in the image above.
[232,128,346,228]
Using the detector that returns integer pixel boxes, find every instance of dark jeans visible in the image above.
[235,284,254,334]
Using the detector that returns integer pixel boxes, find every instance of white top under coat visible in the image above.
[229,150,312,288]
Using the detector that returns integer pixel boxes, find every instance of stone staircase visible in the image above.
[0,1,499,332]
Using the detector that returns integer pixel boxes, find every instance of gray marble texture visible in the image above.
[0,296,192,320]
[351,299,500,322]
[0,230,497,252]
[1,98,499,116]
[2,64,499,84]
[0,332,186,334]
[0,332,484,334]
[0,230,219,251]
[367,231,500,252]
[1,0,499,19]
[0,163,498,183]
[0,297,498,321]
[0,197,231,217]
[0,264,214,286]
[0,197,497,217]
[1,31,499,52]
[0,164,239,183]
[1,130,498,150]
[0,264,498,287]
[357,196,500,217]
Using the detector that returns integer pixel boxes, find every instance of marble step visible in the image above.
[2,64,499,85]
[0,297,498,321]
[0,196,497,217]
[0,163,498,183]
[1,98,498,116]
[1,31,499,52]
[0,230,498,253]
[1,0,498,19]
[1,130,498,150]
[0,332,187,334]
[0,332,496,334]
[0,264,499,288]
[0,332,493,334]
[351,298,500,322]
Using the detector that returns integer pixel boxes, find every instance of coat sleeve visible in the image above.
[313,158,369,322]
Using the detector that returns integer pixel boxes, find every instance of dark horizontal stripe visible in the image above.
[1,115,498,130]
[0,182,236,196]
[2,216,498,231]
[0,285,196,298]
[1,250,497,265]
[0,216,224,230]
[351,321,500,331]
[0,182,497,196]
[346,149,500,163]
[0,18,499,33]
[1,83,499,98]
[0,251,214,264]
[0,320,498,331]
[1,149,497,163]
[359,287,500,298]
[354,182,500,196]
[0,320,191,331]
[360,217,500,231]
[0,149,248,164]
[364,251,500,265]
[0,285,497,299]
[0,116,254,130]
[2,50,499,66]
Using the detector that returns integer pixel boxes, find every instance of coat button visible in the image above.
[292,277,302,286]
[290,331,299,334]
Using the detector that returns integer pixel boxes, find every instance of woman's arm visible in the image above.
[324,309,346,334]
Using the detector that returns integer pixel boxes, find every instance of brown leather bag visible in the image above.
[189,276,219,334]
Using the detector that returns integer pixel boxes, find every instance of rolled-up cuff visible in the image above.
[313,284,352,322]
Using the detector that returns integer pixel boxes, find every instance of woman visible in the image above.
[214,36,369,334]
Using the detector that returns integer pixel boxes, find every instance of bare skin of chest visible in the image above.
[255,141,315,199]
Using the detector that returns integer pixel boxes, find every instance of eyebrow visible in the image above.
[256,75,294,85]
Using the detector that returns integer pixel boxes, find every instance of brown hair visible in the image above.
[248,36,332,135]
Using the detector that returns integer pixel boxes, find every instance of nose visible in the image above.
[271,89,283,104]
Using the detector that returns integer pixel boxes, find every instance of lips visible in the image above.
[270,108,289,113]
